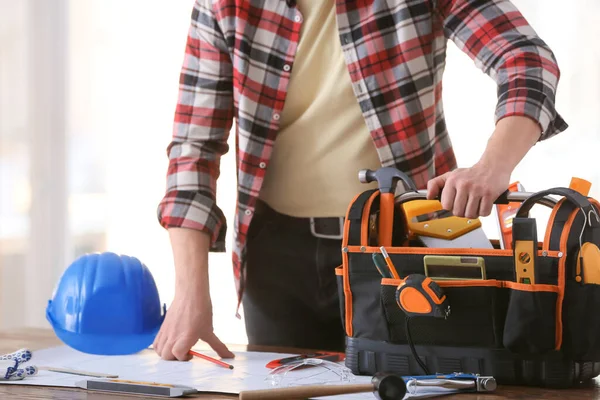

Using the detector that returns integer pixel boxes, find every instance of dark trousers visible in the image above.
[242,200,346,352]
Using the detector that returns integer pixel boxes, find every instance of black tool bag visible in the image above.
[335,170,600,388]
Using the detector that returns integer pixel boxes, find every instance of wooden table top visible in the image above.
[0,328,599,399]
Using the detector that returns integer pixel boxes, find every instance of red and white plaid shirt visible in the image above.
[157,0,567,310]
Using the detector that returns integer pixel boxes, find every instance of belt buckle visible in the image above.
[310,217,344,240]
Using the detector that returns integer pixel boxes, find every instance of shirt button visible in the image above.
[283,64,291,72]
[245,209,252,216]
[259,162,267,169]
[273,113,280,121]
[294,14,302,23]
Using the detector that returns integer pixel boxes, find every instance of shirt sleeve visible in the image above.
[438,0,568,140]
[157,0,234,252]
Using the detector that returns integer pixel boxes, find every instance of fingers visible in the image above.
[465,195,480,220]
[426,173,448,200]
[205,332,235,359]
[172,340,194,362]
[158,334,233,361]
[440,181,456,212]
[430,165,509,219]
[479,195,495,217]
[160,341,177,361]
[153,328,164,356]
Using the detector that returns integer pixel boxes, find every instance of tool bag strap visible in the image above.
[515,188,600,263]
[516,187,600,228]
[346,189,378,246]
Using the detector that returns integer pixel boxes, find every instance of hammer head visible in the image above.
[371,372,407,400]
[358,167,417,194]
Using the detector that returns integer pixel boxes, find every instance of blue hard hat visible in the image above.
[46,252,166,355]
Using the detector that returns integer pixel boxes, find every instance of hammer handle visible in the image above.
[238,383,374,400]
[379,192,395,247]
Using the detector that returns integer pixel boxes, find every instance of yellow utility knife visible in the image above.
[402,200,493,249]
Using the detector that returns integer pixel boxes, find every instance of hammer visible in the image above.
[358,168,418,247]
[238,373,406,400]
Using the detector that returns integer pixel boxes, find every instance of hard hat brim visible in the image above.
[50,322,161,355]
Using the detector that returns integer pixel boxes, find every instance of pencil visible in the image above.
[379,246,401,279]
[189,350,234,370]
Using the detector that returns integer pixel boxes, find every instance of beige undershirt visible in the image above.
[258,0,381,217]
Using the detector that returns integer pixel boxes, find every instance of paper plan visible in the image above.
[0,345,373,398]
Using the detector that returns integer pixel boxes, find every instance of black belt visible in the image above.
[254,200,345,240]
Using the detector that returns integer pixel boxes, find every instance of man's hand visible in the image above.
[427,162,511,219]
[153,228,234,361]
[152,289,233,361]
[427,116,542,218]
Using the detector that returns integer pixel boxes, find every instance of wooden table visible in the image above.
[0,328,599,399]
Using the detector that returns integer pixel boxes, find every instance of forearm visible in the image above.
[169,227,212,296]
[477,116,541,175]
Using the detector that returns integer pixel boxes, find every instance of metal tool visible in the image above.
[75,379,198,398]
[359,168,418,247]
[380,246,401,279]
[239,372,496,400]
[401,372,497,398]
[372,252,393,278]
[402,199,493,249]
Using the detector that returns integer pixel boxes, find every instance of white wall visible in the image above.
[0,0,598,345]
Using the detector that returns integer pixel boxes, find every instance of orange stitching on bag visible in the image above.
[382,278,560,292]
[383,278,500,288]
[346,245,561,258]
[381,278,402,286]
[504,281,560,293]
[335,266,343,276]
[342,219,353,337]
[438,280,503,288]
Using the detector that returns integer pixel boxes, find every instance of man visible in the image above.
[153,0,567,361]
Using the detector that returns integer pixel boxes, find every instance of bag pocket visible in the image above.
[562,281,600,361]
[381,279,506,347]
[502,282,558,355]
[335,266,346,333]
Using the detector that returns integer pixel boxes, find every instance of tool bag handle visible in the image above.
[394,190,558,208]
[344,189,558,247]
[515,187,600,227]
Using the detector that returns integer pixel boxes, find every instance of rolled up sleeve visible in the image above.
[157,0,234,252]
[439,0,568,140]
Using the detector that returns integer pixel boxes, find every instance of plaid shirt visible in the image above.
[157,0,567,310]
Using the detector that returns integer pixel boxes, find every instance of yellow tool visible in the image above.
[512,218,537,284]
[401,200,493,249]
[576,242,600,284]
[423,255,486,281]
